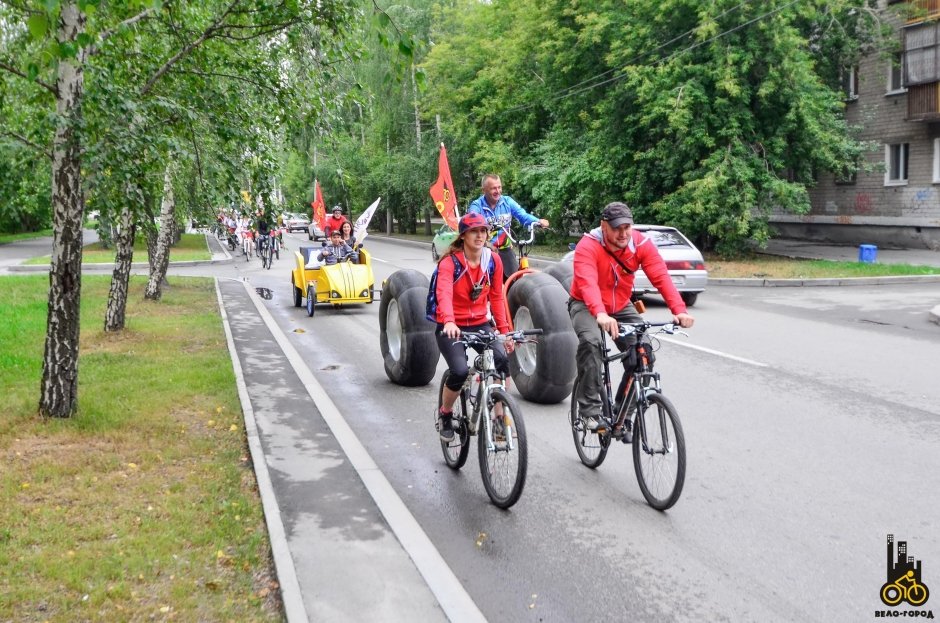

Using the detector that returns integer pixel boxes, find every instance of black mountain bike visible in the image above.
[259,234,273,270]
[570,321,687,510]
[437,329,542,509]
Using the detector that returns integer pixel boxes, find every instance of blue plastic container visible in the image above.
[858,244,877,263]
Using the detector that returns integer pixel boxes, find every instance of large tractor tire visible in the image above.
[379,270,440,386]
[543,260,573,294]
[507,271,577,404]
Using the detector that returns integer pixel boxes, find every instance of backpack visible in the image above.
[426,248,496,322]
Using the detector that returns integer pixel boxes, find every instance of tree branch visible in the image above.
[167,68,278,94]
[140,0,243,96]
[2,130,53,159]
[0,59,57,95]
[90,8,154,54]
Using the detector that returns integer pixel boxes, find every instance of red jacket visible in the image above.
[434,251,510,332]
[570,228,687,316]
[324,215,348,237]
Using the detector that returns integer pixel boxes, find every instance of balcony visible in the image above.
[907,83,940,120]
[907,0,940,24]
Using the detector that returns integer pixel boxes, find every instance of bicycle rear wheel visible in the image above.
[478,387,527,509]
[632,393,685,510]
[438,372,470,470]
[569,376,609,469]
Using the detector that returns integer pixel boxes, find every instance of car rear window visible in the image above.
[643,229,689,248]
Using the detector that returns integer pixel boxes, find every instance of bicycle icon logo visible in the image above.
[881,570,930,607]
[881,534,930,607]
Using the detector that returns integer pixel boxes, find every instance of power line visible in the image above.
[498,0,804,116]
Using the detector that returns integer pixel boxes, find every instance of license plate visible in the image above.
[671,276,686,286]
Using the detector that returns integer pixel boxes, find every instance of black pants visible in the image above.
[436,323,509,390]
[497,247,518,282]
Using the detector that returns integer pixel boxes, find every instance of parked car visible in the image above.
[430,224,457,261]
[285,212,310,233]
[308,220,326,241]
[562,224,706,306]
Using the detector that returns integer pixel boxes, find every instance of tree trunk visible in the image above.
[104,203,136,331]
[145,166,175,301]
[39,2,87,419]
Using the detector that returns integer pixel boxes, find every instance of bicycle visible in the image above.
[881,570,930,606]
[272,229,283,259]
[258,234,273,270]
[570,320,687,510]
[242,231,253,261]
[436,329,542,509]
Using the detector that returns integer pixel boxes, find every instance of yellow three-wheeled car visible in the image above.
[291,246,375,316]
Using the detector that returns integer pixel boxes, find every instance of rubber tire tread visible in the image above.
[569,375,608,469]
[507,272,577,404]
[477,387,527,509]
[379,270,439,386]
[438,371,470,469]
[543,261,573,293]
[632,393,686,511]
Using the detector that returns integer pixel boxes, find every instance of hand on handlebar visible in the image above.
[442,321,460,340]
[673,312,694,329]
[596,312,620,339]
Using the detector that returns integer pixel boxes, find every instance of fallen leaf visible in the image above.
[229,424,238,432]
[293,328,306,333]
[160,605,170,613]
[207,420,215,426]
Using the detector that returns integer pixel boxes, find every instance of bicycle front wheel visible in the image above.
[478,387,527,509]
[438,372,470,470]
[632,393,686,510]
[569,376,609,469]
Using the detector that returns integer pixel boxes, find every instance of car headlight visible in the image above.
[359,289,369,297]
[331,291,340,298]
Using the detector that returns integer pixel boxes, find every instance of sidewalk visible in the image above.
[216,278,483,623]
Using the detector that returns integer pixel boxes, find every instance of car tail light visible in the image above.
[665,260,705,270]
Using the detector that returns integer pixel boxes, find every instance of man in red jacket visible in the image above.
[324,205,348,238]
[569,202,694,438]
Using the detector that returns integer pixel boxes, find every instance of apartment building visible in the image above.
[787,0,940,249]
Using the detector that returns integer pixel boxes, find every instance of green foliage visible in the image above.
[417,0,886,253]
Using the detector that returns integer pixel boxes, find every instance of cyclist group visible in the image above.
[216,208,284,261]
[432,175,695,444]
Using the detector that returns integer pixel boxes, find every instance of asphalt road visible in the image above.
[7,232,939,621]
[229,233,940,622]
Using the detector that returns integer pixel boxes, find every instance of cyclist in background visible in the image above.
[569,202,694,431]
[255,210,271,254]
[431,213,513,442]
[468,173,549,279]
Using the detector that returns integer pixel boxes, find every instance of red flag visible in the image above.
[429,143,459,230]
[310,179,326,231]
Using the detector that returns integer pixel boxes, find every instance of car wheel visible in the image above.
[680,292,698,307]
[379,270,439,386]
[306,284,316,317]
[507,272,578,404]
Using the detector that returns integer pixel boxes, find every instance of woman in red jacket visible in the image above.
[432,212,513,442]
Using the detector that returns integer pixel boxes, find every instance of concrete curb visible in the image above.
[214,278,308,623]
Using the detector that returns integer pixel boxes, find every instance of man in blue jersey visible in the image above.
[467,174,549,279]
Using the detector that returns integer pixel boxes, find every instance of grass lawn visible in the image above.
[0,275,279,622]
[24,233,211,265]
[0,229,55,245]
[376,233,940,278]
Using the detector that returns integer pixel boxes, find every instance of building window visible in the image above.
[885,143,910,185]
[888,52,905,93]
[904,22,940,86]
[933,138,940,183]
[842,65,859,100]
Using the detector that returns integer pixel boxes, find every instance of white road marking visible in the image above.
[658,336,769,367]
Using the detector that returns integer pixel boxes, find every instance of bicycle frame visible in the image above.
[460,346,515,452]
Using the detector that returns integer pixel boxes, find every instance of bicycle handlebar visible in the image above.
[616,321,688,338]
[456,328,543,346]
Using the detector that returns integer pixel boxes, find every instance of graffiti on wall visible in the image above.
[905,187,938,217]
